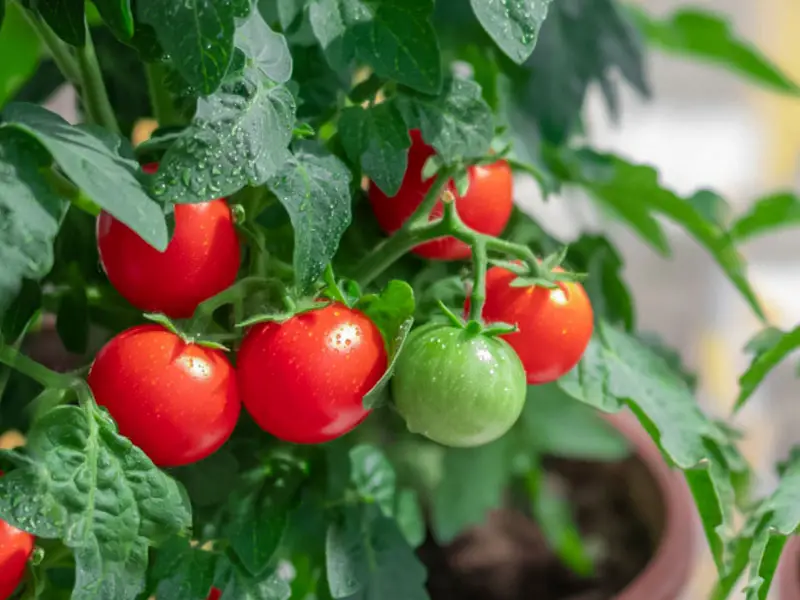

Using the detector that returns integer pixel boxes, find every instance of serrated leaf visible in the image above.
[309,0,442,94]
[1,102,169,250]
[0,3,42,108]
[471,0,553,64]
[729,192,800,242]
[0,129,68,319]
[154,73,295,204]
[266,143,352,292]
[734,326,800,413]
[35,0,86,46]
[235,10,292,83]
[0,403,192,600]
[628,6,800,96]
[357,280,415,343]
[94,0,134,40]
[349,445,396,514]
[325,504,429,600]
[339,102,410,196]
[396,76,493,163]
[137,0,235,94]
[558,321,745,571]
[151,537,217,600]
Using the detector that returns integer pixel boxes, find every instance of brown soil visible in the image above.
[418,456,664,600]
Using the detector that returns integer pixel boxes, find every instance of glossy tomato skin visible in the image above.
[478,266,594,384]
[237,303,387,444]
[87,325,241,467]
[0,472,34,600]
[392,323,527,447]
[368,130,513,260]
[207,588,221,600]
[96,162,241,319]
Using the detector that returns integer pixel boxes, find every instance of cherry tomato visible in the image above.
[237,303,387,443]
[0,473,34,600]
[87,325,241,467]
[207,588,221,600]
[392,323,527,447]
[368,130,513,260]
[96,162,241,319]
[476,266,594,384]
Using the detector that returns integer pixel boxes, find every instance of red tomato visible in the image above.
[87,325,241,467]
[237,304,387,443]
[368,130,513,260]
[207,588,221,600]
[96,162,241,319]
[474,266,594,384]
[0,473,34,600]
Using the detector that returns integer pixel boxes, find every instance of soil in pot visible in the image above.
[418,455,664,600]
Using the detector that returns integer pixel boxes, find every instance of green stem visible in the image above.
[21,9,81,85]
[468,240,487,321]
[74,25,120,133]
[0,344,74,389]
[144,61,182,127]
[407,170,453,229]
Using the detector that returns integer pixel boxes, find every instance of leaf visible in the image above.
[338,102,411,196]
[393,489,424,548]
[0,402,192,600]
[36,0,86,46]
[1,279,42,342]
[521,384,630,461]
[0,129,68,319]
[137,0,236,94]
[629,6,800,96]
[432,434,514,543]
[729,192,800,242]
[235,9,292,83]
[471,0,553,64]
[325,504,429,600]
[0,3,42,108]
[93,0,134,40]
[362,317,413,410]
[309,0,442,94]
[1,102,169,251]
[734,326,800,413]
[214,557,292,600]
[151,537,217,600]
[173,450,240,508]
[154,72,295,204]
[349,445,396,514]
[396,76,494,163]
[524,0,649,143]
[266,143,352,292]
[558,321,746,572]
[55,265,89,354]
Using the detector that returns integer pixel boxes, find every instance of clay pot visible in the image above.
[778,536,800,599]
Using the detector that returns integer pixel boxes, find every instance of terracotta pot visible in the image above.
[778,536,800,599]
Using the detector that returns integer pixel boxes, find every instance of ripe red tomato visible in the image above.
[96,162,241,319]
[237,303,387,443]
[207,588,221,600]
[87,325,241,467]
[0,474,34,600]
[475,266,594,384]
[368,130,513,260]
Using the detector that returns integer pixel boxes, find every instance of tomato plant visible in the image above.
[0,0,798,599]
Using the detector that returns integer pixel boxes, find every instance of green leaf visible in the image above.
[558,321,746,572]
[266,143,352,292]
[524,0,649,143]
[432,434,514,543]
[151,537,217,600]
[309,0,442,94]
[173,450,240,508]
[325,504,429,600]
[2,279,42,342]
[235,9,292,83]
[471,0,553,64]
[137,0,235,94]
[362,317,413,410]
[521,384,630,461]
[338,102,411,196]
[629,6,800,96]
[1,103,169,251]
[214,558,291,600]
[0,402,192,600]
[36,0,86,46]
[55,265,89,354]
[0,129,68,319]
[734,325,800,413]
[392,489,424,548]
[0,3,42,108]
[93,0,134,40]
[396,76,493,163]
[154,72,295,204]
[729,192,800,242]
[349,445,396,514]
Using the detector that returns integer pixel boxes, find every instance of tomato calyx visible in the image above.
[437,301,516,338]
[142,313,231,351]
[491,247,587,290]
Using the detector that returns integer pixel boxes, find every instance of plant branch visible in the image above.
[74,25,120,133]
[144,61,182,127]
[0,344,74,390]
[468,240,487,321]
[21,9,81,85]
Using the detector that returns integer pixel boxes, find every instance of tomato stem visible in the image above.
[468,239,487,321]
[144,61,183,128]
[74,25,121,134]
[20,9,81,86]
[0,343,75,390]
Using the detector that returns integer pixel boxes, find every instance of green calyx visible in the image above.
[437,302,516,338]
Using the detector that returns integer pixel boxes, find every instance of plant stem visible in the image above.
[145,61,182,127]
[407,170,453,228]
[0,344,74,389]
[21,10,81,85]
[468,240,487,321]
[74,25,120,134]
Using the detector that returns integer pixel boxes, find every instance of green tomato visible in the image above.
[391,323,527,447]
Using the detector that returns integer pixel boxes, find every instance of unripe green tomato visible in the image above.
[391,323,527,447]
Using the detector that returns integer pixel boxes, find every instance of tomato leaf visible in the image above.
[93,0,135,40]
[349,445,396,515]
[154,70,295,204]
[2,279,42,343]
[137,0,235,94]
[0,402,192,600]
[396,77,494,163]
[173,450,240,508]
[734,325,800,413]
[558,321,747,572]
[0,3,42,108]
[393,489,425,548]
[309,0,442,94]
[339,102,411,197]
[0,129,68,320]
[55,264,89,354]
[362,317,413,410]
[214,556,291,600]
[471,0,553,64]
[628,6,800,96]
[266,143,352,293]
[150,536,217,600]
[325,503,428,600]
[234,9,292,83]
[34,0,86,46]
[729,192,800,242]
[1,103,169,251]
